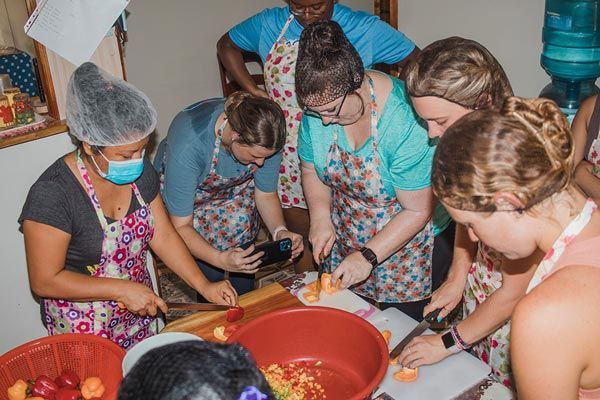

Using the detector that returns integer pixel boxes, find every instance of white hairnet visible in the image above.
[66,62,157,146]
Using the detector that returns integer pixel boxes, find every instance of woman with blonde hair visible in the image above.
[398,37,540,388]
[426,97,600,399]
[155,91,303,296]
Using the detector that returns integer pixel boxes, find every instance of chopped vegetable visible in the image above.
[381,330,391,345]
[393,367,419,382]
[80,377,105,399]
[302,291,320,303]
[261,362,325,400]
[7,379,29,400]
[389,356,399,366]
[321,273,341,294]
[303,281,319,293]
[213,326,228,342]
[226,306,245,322]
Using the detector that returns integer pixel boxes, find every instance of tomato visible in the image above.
[226,306,245,322]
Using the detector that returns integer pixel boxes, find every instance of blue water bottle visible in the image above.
[540,0,600,121]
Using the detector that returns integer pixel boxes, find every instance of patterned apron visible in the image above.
[190,120,259,251]
[43,152,157,350]
[321,76,433,303]
[264,14,305,209]
[586,140,600,177]
[463,244,512,387]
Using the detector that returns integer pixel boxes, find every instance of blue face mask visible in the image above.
[92,148,145,185]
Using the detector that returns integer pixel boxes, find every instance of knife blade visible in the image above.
[166,302,231,311]
[389,308,442,359]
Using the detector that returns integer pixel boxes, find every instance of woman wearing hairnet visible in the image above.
[18,63,237,349]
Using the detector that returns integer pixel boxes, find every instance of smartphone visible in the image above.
[240,238,292,267]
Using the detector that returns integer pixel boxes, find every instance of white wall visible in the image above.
[125,0,372,140]
[0,133,74,353]
[0,0,372,354]
[398,0,548,98]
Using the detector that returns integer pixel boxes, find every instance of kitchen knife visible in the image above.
[389,308,442,359]
[166,302,231,311]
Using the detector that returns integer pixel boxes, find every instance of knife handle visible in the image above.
[423,307,442,323]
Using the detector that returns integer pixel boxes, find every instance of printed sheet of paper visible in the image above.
[24,0,128,66]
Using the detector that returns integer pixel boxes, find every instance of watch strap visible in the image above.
[359,246,378,267]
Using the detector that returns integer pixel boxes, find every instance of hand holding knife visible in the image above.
[389,308,442,359]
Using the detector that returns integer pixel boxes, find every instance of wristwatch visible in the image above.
[359,246,378,267]
[442,331,461,354]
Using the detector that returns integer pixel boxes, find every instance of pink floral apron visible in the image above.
[264,14,305,208]
[463,244,512,388]
[587,140,600,177]
[43,152,157,350]
[321,76,433,303]
[190,120,259,251]
[526,198,597,293]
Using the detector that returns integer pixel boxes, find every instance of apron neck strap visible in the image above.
[276,14,295,43]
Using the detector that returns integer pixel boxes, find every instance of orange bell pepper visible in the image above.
[389,356,399,366]
[80,377,105,400]
[381,330,391,345]
[393,367,419,382]
[304,280,319,293]
[7,379,28,400]
[302,291,320,303]
[321,273,341,294]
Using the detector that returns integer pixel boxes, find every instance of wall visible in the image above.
[125,0,372,140]
[0,0,372,354]
[0,133,74,352]
[398,0,548,98]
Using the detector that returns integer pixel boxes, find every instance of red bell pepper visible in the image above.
[55,370,80,389]
[226,305,244,322]
[32,375,59,399]
[54,388,82,400]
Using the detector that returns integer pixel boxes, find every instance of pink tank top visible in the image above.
[545,235,600,400]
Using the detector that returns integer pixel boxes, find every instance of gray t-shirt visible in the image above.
[154,98,282,217]
[18,156,160,275]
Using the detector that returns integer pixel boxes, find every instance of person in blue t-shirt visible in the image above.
[217,0,420,273]
[154,92,303,296]
[296,21,434,320]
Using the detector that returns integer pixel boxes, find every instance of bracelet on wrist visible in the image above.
[271,225,287,240]
[450,325,471,350]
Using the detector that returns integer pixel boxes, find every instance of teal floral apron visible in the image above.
[321,77,433,303]
[43,152,156,350]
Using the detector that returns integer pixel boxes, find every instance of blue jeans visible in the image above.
[195,260,255,302]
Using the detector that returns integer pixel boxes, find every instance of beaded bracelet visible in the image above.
[450,324,471,350]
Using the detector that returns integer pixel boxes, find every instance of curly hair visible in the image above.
[432,97,574,211]
[295,20,364,108]
[405,37,513,110]
[224,91,286,151]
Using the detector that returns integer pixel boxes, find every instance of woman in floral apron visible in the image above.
[217,0,420,272]
[423,97,600,400]
[155,92,303,297]
[397,37,541,389]
[572,94,600,204]
[295,22,434,320]
[19,63,237,349]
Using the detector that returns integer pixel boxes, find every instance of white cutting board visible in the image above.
[295,281,379,320]
[368,308,491,400]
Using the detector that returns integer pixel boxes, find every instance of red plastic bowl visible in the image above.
[227,306,388,400]
[0,333,125,400]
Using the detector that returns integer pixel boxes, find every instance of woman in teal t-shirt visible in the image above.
[296,21,435,319]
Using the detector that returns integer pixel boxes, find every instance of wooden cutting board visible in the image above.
[162,283,303,340]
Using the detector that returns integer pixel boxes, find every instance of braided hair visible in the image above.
[432,97,574,212]
[117,341,273,400]
[295,20,364,108]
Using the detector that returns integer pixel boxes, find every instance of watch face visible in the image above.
[442,331,455,349]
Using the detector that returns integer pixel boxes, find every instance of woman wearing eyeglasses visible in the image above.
[296,21,436,320]
[217,0,420,273]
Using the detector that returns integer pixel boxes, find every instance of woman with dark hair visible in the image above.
[416,97,600,400]
[217,0,420,273]
[155,92,303,296]
[296,21,439,320]
[118,341,272,400]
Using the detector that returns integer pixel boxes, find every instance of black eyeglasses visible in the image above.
[303,91,348,119]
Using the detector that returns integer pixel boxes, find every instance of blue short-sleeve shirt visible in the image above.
[154,98,282,217]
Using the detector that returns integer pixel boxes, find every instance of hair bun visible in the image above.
[224,91,254,116]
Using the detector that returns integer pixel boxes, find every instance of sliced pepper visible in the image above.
[213,325,228,342]
[302,291,320,303]
[7,379,29,400]
[389,356,399,366]
[303,280,319,293]
[393,367,419,382]
[226,306,245,322]
[321,273,341,294]
[381,330,391,345]
[80,377,105,400]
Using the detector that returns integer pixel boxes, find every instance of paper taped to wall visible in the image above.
[24,0,129,66]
